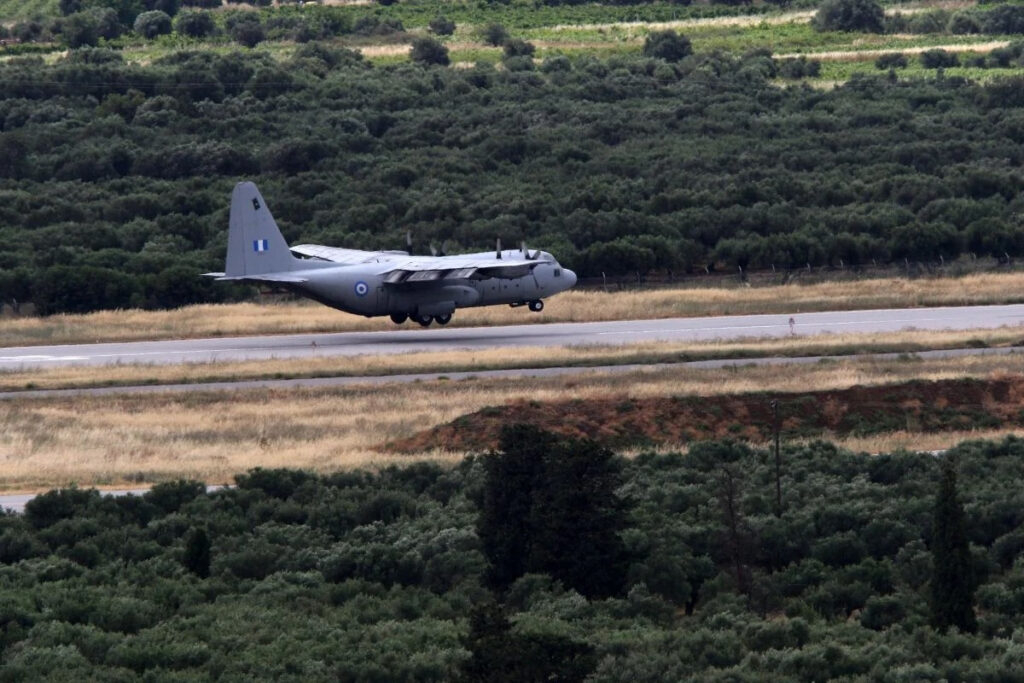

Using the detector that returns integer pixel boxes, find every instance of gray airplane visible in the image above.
[207,182,577,326]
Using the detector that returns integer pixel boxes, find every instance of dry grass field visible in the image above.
[0,324,1021,392]
[1,352,1021,492]
[2,271,1022,348]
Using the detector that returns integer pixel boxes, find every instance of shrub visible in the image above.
[875,53,908,70]
[133,10,172,39]
[410,37,449,66]
[813,0,885,33]
[642,30,692,62]
[949,11,982,34]
[920,49,959,69]
[503,38,535,59]
[482,23,508,47]
[428,15,455,36]
[175,10,215,38]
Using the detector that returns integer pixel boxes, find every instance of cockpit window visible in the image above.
[554,269,561,277]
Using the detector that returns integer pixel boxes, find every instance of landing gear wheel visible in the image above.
[415,315,433,327]
[390,313,408,325]
[434,313,452,325]
[528,300,544,312]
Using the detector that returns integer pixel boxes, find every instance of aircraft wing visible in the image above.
[290,244,401,264]
[376,255,542,285]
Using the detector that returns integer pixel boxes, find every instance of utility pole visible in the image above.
[771,399,782,517]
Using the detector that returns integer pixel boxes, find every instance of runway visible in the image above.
[0,304,1022,370]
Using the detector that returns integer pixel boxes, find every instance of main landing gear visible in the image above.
[512,300,545,312]
[393,313,452,327]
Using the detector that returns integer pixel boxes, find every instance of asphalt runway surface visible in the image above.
[1,304,1022,370]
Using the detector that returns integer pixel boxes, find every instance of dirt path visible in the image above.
[778,40,1009,60]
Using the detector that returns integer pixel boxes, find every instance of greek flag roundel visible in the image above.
[354,281,369,297]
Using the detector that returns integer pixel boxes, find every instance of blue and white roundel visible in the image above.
[354,281,369,297]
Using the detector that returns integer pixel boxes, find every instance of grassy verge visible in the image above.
[1,271,1022,348]
[1,325,1021,392]
[0,350,1019,492]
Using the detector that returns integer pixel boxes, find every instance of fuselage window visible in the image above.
[554,269,561,277]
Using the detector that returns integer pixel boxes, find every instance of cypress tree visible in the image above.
[930,457,977,633]
[183,527,211,579]
[477,425,554,590]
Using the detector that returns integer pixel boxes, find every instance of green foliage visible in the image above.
[642,29,692,62]
[173,9,213,38]
[930,457,978,633]
[132,9,171,38]
[4,42,1024,314]
[920,49,959,69]
[428,14,454,36]
[482,22,508,47]
[875,52,908,70]
[813,0,884,33]
[410,36,449,67]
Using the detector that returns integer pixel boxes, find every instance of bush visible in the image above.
[409,37,449,66]
[428,15,455,36]
[230,18,264,48]
[875,53,908,70]
[948,11,982,35]
[778,56,821,79]
[642,30,692,63]
[920,49,959,69]
[503,38,535,59]
[482,23,508,47]
[813,0,885,33]
[175,10,215,38]
[133,10,172,39]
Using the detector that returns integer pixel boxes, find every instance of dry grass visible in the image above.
[0,352,1020,492]
[777,40,1009,60]
[3,272,1023,348]
[1,324,1022,392]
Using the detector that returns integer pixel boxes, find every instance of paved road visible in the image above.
[0,304,1022,370]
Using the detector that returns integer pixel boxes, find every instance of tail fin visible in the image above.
[224,181,301,277]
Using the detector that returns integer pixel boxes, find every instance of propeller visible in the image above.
[521,241,538,260]
[516,241,540,260]
[496,238,502,260]
[406,230,413,253]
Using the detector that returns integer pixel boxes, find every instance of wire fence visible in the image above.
[577,255,1022,292]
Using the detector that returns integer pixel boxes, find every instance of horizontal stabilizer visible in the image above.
[211,273,309,283]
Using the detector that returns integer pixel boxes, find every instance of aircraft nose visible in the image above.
[564,269,577,289]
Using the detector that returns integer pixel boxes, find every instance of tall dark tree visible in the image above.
[930,457,977,633]
[527,438,630,599]
[477,425,554,590]
[183,527,211,578]
[460,601,596,683]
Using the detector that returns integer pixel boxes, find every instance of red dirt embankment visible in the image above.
[386,376,1024,453]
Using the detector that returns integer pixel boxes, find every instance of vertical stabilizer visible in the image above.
[225,181,300,277]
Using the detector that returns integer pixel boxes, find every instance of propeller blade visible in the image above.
[430,243,437,257]
[406,230,413,252]
[496,238,501,260]
[439,240,448,257]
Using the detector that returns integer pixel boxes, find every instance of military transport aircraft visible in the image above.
[207,182,577,326]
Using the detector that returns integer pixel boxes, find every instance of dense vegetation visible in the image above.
[1,434,1023,678]
[3,38,1024,313]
